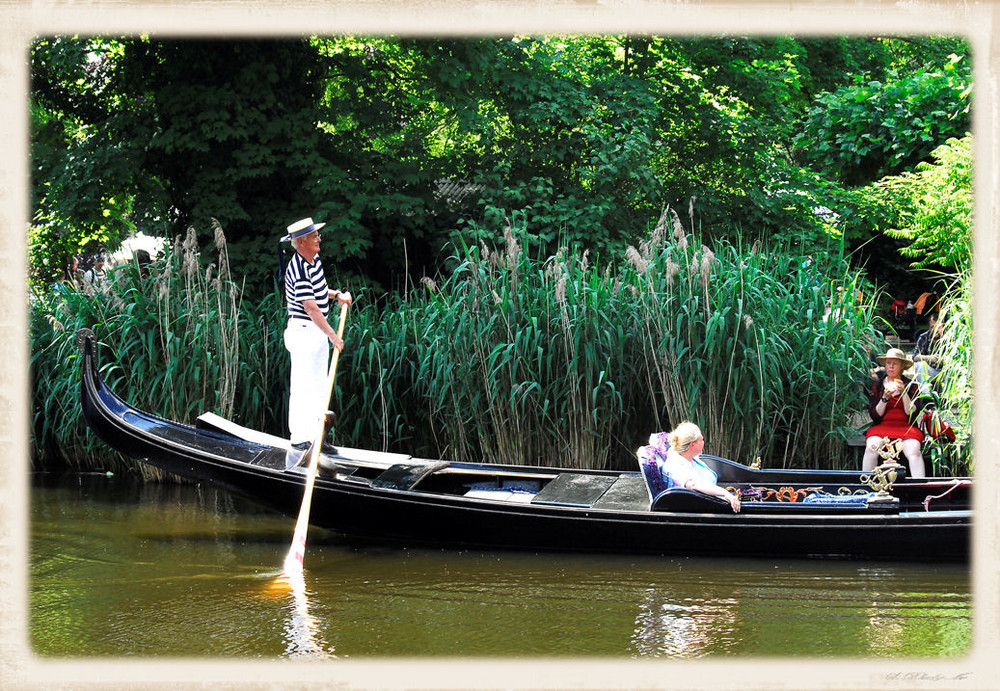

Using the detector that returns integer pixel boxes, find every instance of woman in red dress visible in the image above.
[863,348,926,478]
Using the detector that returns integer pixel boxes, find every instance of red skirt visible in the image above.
[866,396,924,442]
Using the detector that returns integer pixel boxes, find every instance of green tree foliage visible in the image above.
[31,34,971,297]
[876,135,972,272]
[31,37,340,293]
[309,37,476,288]
[793,53,970,187]
[788,47,970,296]
[107,38,341,295]
[30,37,138,281]
[429,35,911,259]
[442,36,668,253]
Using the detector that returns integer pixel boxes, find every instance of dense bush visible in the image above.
[335,209,883,470]
[922,269,973,477]
[30,221,289,475]
[878,135,972,273]
[32,213,933,477]
[793,55,970,187]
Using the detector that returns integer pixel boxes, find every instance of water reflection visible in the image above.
[854,565,971,657]
[29,474,971,658]
[631,587,740,658]
[857,566,905,655]
[269,572,335,659]
[864,605,906,655]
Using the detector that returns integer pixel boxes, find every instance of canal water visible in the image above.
[29,472,971,659]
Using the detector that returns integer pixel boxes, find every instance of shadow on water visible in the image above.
[29,473,971,658]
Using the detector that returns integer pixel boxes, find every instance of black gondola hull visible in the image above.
[77,329,970,561]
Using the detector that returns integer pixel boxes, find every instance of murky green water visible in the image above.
[29,473,971,658]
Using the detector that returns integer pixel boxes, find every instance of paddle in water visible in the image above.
[274,300,350,587]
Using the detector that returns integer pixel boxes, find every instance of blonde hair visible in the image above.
[667,421,702,453]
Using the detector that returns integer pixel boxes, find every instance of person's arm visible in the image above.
[301,299,344,351]
[329,289,353,306]
[901,385,913,415]
[913,334,945,368]
[684,477,741,513]
[920,351,945,369]
[868,381,888,422]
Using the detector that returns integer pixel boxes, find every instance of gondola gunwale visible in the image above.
[76,329,971,561]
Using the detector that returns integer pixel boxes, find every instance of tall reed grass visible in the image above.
[333,209,883,470]
[32,212,968,477]
[924,268,973,476]
[30,220,287,477]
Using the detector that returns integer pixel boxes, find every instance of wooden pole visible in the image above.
[281,300,350,578]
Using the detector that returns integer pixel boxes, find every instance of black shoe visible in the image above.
[293,440,338,455]
[285,441,311,470]
[285,441,339,470]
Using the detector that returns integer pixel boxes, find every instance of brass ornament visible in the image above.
[860,460,904,500]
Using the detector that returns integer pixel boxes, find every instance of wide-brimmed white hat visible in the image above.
[280,217,326,242]
[876,347,914,370]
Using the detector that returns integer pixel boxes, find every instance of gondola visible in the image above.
[76,329,971,561]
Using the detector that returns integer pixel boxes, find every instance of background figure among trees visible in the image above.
[912,314,947,397]
[62,255,82,290]
[81,255,107,292]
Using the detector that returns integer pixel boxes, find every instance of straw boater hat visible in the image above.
[280,217,326,242]
[876,347,914,370]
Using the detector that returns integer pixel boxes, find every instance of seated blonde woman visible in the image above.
[644,422,740,513]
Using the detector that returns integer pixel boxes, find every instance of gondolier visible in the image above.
[281,217,352,468]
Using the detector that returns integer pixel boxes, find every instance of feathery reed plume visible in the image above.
[554,269,567,304]
[665,257,680,286]
[626,245,649,274]
[654,205,669,237]
[46,314,65,333]
[182,227,199,281]
[504,225,520,272]
[699,246,715,287]
[688,249,700,276]
[213,220,229,275]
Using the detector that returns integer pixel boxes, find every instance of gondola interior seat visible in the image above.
[636,446,731,513]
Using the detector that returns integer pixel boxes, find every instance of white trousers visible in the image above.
[284,319,330,445]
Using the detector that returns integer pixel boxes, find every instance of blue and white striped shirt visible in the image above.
[284,252,330,319]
